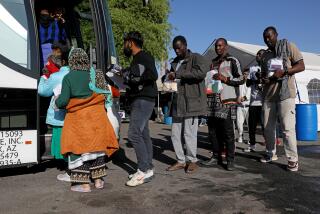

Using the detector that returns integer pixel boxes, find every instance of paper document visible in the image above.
[106,71,128,90]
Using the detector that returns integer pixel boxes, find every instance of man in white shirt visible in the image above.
[236,73,251,144]
[244,49,265,152]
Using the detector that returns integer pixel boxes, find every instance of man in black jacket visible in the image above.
[166,35,208,173]
[121,31,158,187]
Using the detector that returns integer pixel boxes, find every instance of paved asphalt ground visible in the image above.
[0,121,320,214]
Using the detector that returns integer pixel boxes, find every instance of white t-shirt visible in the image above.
[239,83,251,106]
[248,65,263,106]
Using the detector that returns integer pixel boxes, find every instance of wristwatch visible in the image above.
[284,70,289,76]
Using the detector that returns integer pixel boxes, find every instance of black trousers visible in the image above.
[248,106,263,146]
[207,116,235,162]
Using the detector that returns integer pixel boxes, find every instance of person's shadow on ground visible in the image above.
[110,148,137,175]
[152,136,178,166]
[120,134,179,169]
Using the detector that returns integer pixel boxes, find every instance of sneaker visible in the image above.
[128,169,154,180]
[144,169,154,181]
[199,121,207,127]
[57,172,71,182]
[243,145,256,152]
[200,157,220,167]
[226,161,235,171]
[237,138,243,144]
[199,119,207,127]
[126,169,146,187]
[221,149,227,158]
[287,161,299,172]
[260,154,278,163]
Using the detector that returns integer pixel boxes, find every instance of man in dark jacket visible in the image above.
[201,38,244,171]
[166,35,208,173]
[38,8,67,69]
[121,31,158,187]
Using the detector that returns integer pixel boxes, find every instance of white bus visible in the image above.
[0,0,118,168]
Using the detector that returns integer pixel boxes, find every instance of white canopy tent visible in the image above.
[203,41,320,130]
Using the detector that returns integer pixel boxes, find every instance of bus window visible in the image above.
[0,89,37,130]
[0,0,30,69]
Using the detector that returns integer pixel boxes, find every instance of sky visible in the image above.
[168,0,320,59]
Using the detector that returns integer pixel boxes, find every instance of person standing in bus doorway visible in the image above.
[38,8,67,69]
[165,35,208,173]
[55,48,119,192]
[121,31,158,187]
[38,43,70,182]
[200,38,244,171]
[260,26,305,172]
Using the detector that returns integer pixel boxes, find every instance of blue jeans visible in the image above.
[128,98,155,172]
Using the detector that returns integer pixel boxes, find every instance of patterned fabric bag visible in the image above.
[212,94,230,119]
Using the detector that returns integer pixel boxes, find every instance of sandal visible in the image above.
[70,185,91,193]
[94,179,104,189]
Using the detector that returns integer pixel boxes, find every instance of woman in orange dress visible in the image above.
[55,48,118,192]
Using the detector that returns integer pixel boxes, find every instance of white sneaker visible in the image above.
[126,169,146,187]
[238,138,243,144]
[57,172,71,182]
[144,169,154,181]
[260,154,278,163]
[243,145,256,152]
[128,169,154,180]
[287,161,299,172]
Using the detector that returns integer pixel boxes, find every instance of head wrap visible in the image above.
[68,48,90,71]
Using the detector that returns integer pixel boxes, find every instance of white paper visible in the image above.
[163,80,177,92]
[269,58,283,71]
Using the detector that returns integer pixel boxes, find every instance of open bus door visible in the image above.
[0,0,118,169]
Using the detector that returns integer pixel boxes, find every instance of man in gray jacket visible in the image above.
[166,35,208,173]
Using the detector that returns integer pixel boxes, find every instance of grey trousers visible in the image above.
[128,98,155,172]
[263,98,298,162]
[171,117,199,163]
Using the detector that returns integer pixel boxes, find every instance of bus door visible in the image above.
[33,0,118,158]
[0,0,40,168]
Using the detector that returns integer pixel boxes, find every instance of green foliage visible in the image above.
[107,0,172,67]
[77,1,95,51]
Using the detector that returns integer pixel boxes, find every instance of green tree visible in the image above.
[108,0,171,67]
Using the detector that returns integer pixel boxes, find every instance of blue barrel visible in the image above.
[164,116,172,125]
[296,104,318,141]
[162,106,172,125]
[163,106,169,115]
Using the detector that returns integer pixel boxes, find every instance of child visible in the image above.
[42,41,66,78]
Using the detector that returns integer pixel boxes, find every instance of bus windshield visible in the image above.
[0,0,30,69]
